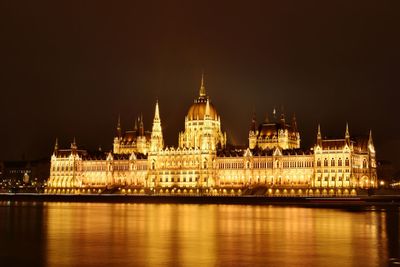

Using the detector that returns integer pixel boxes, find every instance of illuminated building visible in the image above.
[46,76,378,196]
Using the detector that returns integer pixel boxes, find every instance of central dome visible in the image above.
[186,75,219,121]
[187,98,218,121]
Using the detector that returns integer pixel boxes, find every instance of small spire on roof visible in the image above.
[368,129,373,144]
[250,110,257,131]
[317,124,322,146]
[205,98,210,117]
[134,117,138,131]
[317,124,321,139]
[154,99,160,120]
[199,72,206,97]
[139,113,144,136]
[345,122,350,138]
[71,137,77,151]
[291,113,298,132]
[117,114,121,137]
[264,112,269,123]
[54,138,59,153]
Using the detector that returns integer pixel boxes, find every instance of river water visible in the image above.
[0,202,399,267]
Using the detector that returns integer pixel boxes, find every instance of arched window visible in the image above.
[363,159,367,168]
[317,159,321,167]
[338,158,342,166]
[331,158,335,166]
[324,158,328,167]
[345,158,350,167]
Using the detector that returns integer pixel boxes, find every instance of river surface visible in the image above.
[0,202,399,267]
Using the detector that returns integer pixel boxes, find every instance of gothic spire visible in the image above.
[151,100,164,151]
[345,122,351,145]
[199,72,206,97]
[291,113,298,132]
[154,99,160,120]
[117,114,121,137]
[205,98,210,117]
[264,112,269,123]
[71,137,77,151]
[54,138,59,154]
[317,124,322,141]
[139,113,144,136]
[251,111,257,132]
[345,122,350,139]
[134,117,138,131]
[368,129,373,144]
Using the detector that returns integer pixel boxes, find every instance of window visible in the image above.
[331,158,335,166]
[345,158,350,167]
[338,158,342,166]
[363,159,367,168]
[324,158,328,167]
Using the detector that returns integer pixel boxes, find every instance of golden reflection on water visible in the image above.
[42,203,398,267]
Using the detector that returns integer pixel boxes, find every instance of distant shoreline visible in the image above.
[1,193,400,207]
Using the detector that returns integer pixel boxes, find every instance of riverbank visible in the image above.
[1,193,400,207]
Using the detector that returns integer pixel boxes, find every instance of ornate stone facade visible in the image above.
[47,77,378,196]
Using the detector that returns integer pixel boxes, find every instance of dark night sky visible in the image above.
[0,1,399,168]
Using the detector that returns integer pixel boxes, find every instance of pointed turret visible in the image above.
[54,138,59,154]
[71,137,77,153]
[117,114,121,137]
[264,112,269,123]
[291,113,298,132]
[205,98,210,118]
[134,117,138,131]
[280,112,286,126]
[368,129,375,153]
[249,111,258,149]
[199,72,206,97]
[317,124,322,146]
[139,114,144,136]
[250,111,257,132]
[154,99,160,120]
[345,122,350,145]
[368,129,373,144]
[151,100,164,151]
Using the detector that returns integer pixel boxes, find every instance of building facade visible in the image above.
[47,78,378,196]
